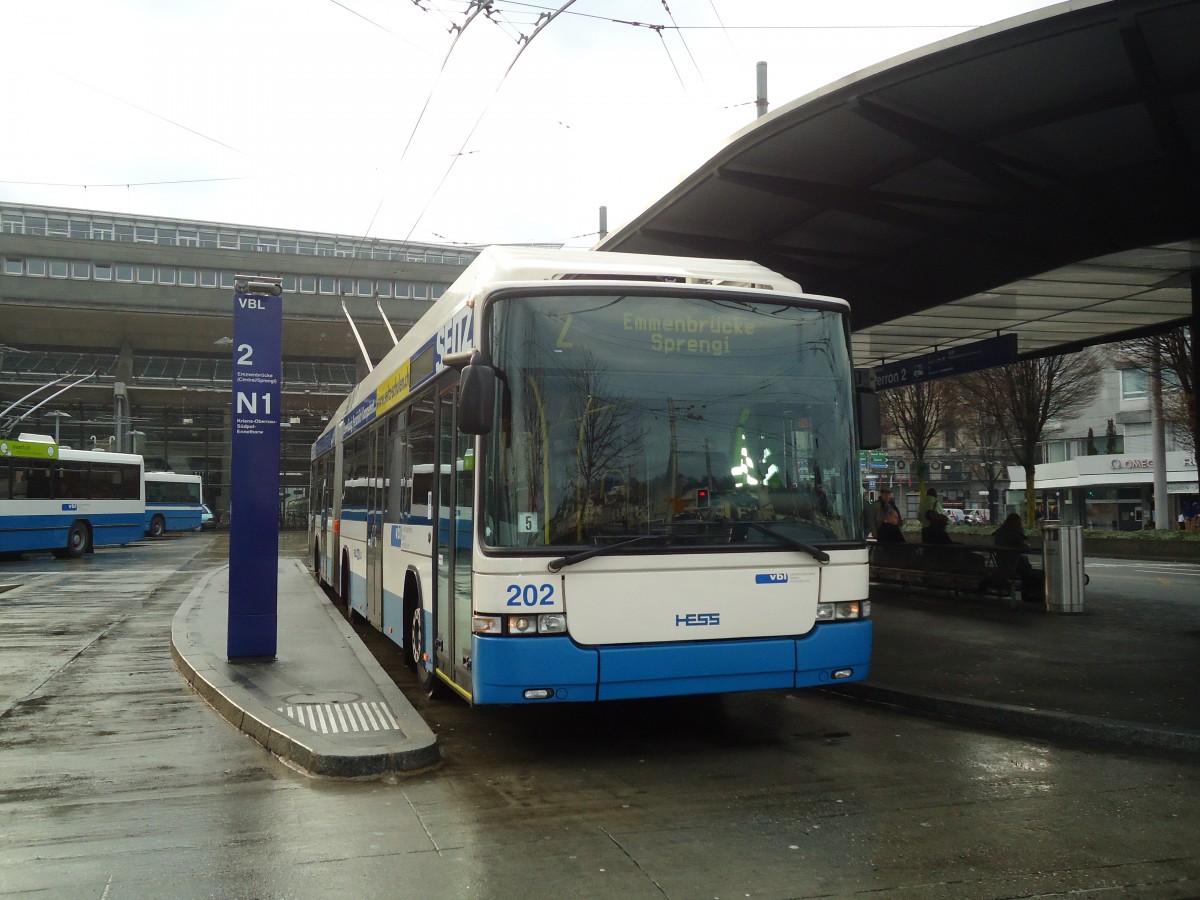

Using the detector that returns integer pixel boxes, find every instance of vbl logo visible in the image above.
[676,612,720,627]
[755,573,788,584]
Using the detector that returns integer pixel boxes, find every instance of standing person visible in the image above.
[918,487,943,525]
[871,487,902,535]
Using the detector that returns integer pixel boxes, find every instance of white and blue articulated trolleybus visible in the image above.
[309,247,881,704]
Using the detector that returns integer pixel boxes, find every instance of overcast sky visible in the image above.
[3,0,1057,248]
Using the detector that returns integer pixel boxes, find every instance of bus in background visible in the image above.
[143,471,205,536]
[310,247,880,705]
[0,434,145,558]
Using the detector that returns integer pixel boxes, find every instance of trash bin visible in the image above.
[1042,524,1085,614]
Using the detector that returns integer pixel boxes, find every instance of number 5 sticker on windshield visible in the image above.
[518,512,539,533]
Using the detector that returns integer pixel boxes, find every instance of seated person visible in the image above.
[920,512,954,545]
[993,513,1041,601]
[875,508,905,543]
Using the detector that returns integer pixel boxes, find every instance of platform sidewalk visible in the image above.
[831,565,1200,754]
[169,559,440,778]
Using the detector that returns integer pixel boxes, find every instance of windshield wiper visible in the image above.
[740,521,830,564]
[547,534,670,573]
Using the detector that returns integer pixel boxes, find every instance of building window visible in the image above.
[220,271,235,289]
[3,258,23,275]
[94,263,112,281]
[137,265,154,283]
[72,260,90,279]
[26,216,47,236]
[1,214,22,233]
[377,280,391,299]
[339,277,353,296]
[115,224,134,242]
[282,274,297,292]
[158,228,177,246]
[92,223,114,240]
[178,229,199,247]
[319,276,335,294]
[158,267,176,285]
[414,283,429,299]
[199,230,218,248]
[281,239,297,254]
[1120,369,1149,400]
[69,219,89,239]
[135,226,156,243]
[357,278,372,296]
[298,240,316,255]
[432,283,447,299]
[218,232,238,250]
[49,260,69,278]
[48,218,69,236]
[200,269,218,288]
[27,258,46,277]
[179,268,197,286]
[394,281,410,297]
[300,275,316,293]
[116,264,134,282]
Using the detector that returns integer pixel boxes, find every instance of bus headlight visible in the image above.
[474,613,569,636]
[538,614,566,634]
[816,600,870,621]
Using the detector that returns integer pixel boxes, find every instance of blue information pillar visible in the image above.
[228,280,283,659]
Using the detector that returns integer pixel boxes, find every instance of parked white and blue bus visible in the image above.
[309,247,880,704]
[143,471,204,537]
[0,435,145,558]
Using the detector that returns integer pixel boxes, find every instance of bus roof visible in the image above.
[313,246,844,456]
[442,246,805,298]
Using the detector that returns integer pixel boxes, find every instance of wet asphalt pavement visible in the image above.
[1,532,1198,899]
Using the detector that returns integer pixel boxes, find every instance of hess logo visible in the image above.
[675,613,720,627]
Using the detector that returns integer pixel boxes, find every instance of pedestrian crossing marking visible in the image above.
[277,701,400,734]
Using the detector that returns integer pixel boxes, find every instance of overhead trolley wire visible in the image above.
[402,0,580,245]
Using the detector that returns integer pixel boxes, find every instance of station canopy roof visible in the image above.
[597,0,1200,369]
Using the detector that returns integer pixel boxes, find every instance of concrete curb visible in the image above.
[827,682,1200,754]
[170,563,441,779]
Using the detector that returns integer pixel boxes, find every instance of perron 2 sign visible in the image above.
[228,285,282,659]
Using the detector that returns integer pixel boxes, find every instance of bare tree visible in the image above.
[879,379,958,500]
[1118,327,1196,456]
[958,351,1103,525]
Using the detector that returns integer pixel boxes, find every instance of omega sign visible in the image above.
[1112,459,1154,469]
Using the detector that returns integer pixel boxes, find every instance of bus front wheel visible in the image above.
[149,515,166,538]
[65,521,91,559]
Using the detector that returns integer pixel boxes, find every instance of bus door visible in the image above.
[365,424,385,628]
[435,386,475,691]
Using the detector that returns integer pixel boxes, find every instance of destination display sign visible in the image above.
[874,334,1018,391]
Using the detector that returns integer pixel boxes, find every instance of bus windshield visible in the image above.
[481,291,862,551]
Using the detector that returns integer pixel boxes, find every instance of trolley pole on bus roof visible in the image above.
[227,275,283,660]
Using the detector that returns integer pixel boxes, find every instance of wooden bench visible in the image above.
[869,542,1037,609]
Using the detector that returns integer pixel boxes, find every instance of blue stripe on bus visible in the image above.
[0,512,145,552]
[471,619,873,704]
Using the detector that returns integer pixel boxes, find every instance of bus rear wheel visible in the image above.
[149,515,166,538]
[65,521,91,559]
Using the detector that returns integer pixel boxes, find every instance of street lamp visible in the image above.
[46,410,71,443]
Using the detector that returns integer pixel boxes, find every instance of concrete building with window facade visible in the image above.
[0,202,479,522]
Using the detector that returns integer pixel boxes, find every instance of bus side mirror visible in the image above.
[458,362,496,435]
[854,368,882,450]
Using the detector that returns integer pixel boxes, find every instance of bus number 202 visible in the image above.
[506,583,555,607]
